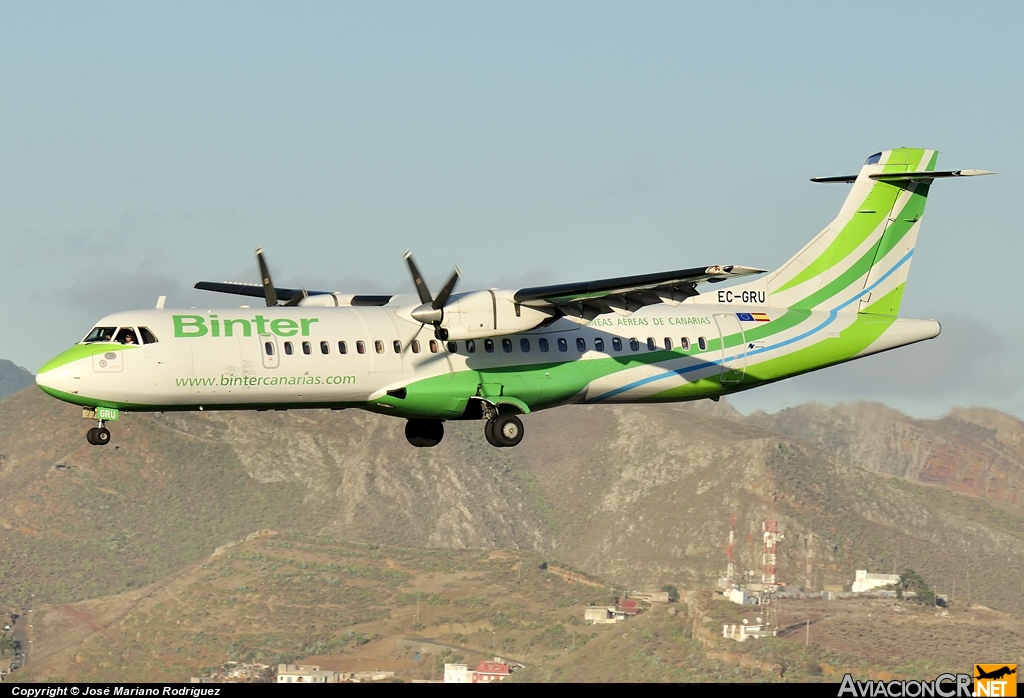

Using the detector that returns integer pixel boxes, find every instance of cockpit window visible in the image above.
[138,327,158,344]
[115,328,139,345]
[864,152,882,165]
[83,327,116,343]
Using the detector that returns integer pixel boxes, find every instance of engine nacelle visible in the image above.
[432,290,555,341]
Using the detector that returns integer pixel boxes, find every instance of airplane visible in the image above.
[35,148,993,448]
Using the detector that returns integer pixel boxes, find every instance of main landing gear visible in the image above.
[484,413,524,448]
[86,422,111,446]
[406,419,444,447]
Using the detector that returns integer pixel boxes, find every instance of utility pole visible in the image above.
[805,619,810,647]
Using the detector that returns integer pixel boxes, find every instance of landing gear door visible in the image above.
[260,334,280,369]
[714,313,746,384]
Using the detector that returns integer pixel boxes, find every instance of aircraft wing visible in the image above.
[513,264,767,318]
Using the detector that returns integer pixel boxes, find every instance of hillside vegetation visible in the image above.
[14,531,1024,683]
[1,385,1023,619]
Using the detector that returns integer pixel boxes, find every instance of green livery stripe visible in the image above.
[773,182,901,294]
[859,283,905,317]
[772,148,929,295]
[788,185,924,311]
[646,312,897,401]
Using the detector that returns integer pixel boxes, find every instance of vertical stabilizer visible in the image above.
[765,148,937,316]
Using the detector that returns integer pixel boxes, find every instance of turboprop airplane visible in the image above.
[36,148,992,448]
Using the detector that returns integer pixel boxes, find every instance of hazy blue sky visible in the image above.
[2,2,1022,418]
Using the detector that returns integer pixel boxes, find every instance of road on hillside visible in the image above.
[9,596,32,672]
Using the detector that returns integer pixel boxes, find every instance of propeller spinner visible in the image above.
[404,251,460,339]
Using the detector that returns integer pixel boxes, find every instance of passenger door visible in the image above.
[714,314,746,384]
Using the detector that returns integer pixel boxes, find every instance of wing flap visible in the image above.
[514,264,767,315]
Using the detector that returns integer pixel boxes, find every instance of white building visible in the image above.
[277,664,342,683]
[852,570,900,593]
[444,664,474,683]
[585,606,616,624]
[728,588,755,605]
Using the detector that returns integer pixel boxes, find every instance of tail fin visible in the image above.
[766,148,943,316]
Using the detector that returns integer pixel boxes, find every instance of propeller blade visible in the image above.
[432,267,461,310]
[403,251,434,306]
[256,247,279,307]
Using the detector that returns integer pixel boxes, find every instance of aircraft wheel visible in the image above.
[95,428,111,446]
[86,428,98,445]
[491,413,524,448]
[405,419,444,447]
[484,419,502,447]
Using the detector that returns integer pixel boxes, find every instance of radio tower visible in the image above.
[760,519,782,631]
[726,514,736,588]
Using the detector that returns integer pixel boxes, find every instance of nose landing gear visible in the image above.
[86,422,111,446]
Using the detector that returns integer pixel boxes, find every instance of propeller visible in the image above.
[404,251,460,340]
[256,247,278,307]
[255,247,308,307]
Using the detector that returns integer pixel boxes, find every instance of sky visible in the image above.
[2,2,1022,419]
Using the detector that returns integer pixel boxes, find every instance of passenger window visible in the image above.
[429,340,438,353]
[612,338,622,352]
[265,342,274,356]
[357,341,366,354]
[139,327,158,344]
[502,339,513,353]
[284,342,294,355]
[680,337,690,351]
[520,338,531,352]
[446,341,457,353]
[411,340,421,354]
[647,337,656,351]
[484,339,494,353]
[375,340,384,354]
[576,337,586,352]
[116,327,139,345]
[698,336,708,351]
[393,340,401,354]
[467,340,476,353]
[629,338,640,351]
[83,327,117,343]
[664,337,673,350]
[339,341,348,354]
[302,341,312,355]
[539,338,549,352]
[594,337,604,352]
[557,338,568,352]
[320,341,329,355]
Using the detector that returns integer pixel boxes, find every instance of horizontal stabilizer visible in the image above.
[812,169,996,184]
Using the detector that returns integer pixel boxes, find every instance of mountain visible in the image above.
[2,384,1023,619]
[0,360,33,400]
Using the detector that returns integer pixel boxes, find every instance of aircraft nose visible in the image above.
[36,349,76,397]
[36,363,69,396]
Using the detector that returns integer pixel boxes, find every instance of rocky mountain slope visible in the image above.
[0,360,33,400]
[1,386,1022,615]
